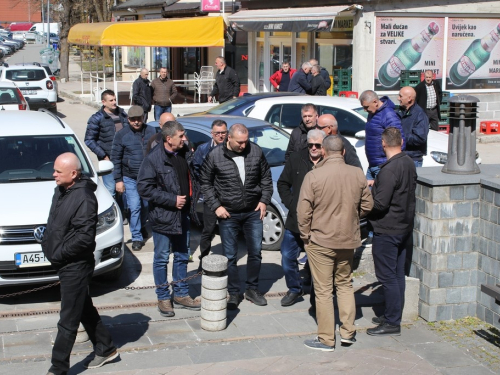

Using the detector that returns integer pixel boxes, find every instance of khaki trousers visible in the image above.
[306,242,356,346]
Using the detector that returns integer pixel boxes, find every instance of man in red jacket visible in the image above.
[270,61,296,92]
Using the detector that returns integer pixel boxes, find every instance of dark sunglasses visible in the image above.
[308,143,322,149]
[129,117,142,122]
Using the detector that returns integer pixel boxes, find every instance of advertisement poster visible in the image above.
[374,17,445,91]
[446,18,500,90]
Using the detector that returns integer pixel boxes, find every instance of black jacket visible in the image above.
[285,122,310,161]
[415,80,442,119]
[210,66,240,103]
[133,76,152,112]
[137,144,194,235]
[41,177,97,270]
[311,74,327,96]
[111,124,156,181]
[84,106,129,160]
[200,141,273,213]
[277,148,316,233]
[368,152,417,235]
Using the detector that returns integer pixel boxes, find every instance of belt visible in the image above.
[155,102,171,107]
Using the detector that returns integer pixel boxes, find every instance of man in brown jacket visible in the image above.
[151,67,177,120]
[298,135,373,352]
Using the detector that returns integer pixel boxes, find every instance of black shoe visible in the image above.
[340,335,357,345]
[281,290,304,306]
[367,322,401,336]
[245,289,267,306]
[132,241,143,251]
[227,293,240,310]
[372,315,386,325]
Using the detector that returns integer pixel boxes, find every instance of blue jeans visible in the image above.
[102,173,115,197]
[218,210,263,294]
[414,160,423,168]
[372,232,410,326]
[154,105,172,121]
[123,176,148,242]
[281,229,304,293]
[152,213,190,300]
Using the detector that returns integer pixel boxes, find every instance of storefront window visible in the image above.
[152,47,170,76]
[315,44,353,72]
[295,43,308,69]
[126,47,145,68]
[257,41,265,91]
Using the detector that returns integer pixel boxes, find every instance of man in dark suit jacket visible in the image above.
[415,70,442,131]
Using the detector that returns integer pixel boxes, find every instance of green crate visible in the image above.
[442,91,451,99]
[333,68,351,80]
[438,120,449,125]
[400,70,420,79]
[400,79,419,88]
[439,104,449,111]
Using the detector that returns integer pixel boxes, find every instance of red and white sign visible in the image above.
[201,0,220,13]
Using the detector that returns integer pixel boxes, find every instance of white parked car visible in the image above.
[0,63,58,113]
[0,81,29,110]
[0,110,124,286]
[246,95,461,172]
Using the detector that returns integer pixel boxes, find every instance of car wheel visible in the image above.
[49,105,57,114]
[262,205,284,251]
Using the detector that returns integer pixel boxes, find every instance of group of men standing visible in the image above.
[270,58,331,96]
[41,64,440,373]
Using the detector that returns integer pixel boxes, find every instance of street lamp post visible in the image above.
[46,0,50,47]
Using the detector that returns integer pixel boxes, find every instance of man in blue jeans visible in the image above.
[111,106,155,251]
[200,124,273,310]
[367,127,417,336]
[359,90,405,247]
[277,129,325,306]
[138,121,201,317]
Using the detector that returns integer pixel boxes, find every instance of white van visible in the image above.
[29,23,59,35]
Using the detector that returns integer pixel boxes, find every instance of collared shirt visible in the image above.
[426,83,437,109]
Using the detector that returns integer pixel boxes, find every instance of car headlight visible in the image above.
[96,204,118,235]
[430,151,448,164]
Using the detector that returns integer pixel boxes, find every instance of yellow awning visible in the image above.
[68,16,225,47]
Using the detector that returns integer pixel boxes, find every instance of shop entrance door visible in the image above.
[269,42,291,91]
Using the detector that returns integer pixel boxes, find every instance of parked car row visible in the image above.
[0,28,25,57]
[0,62,58,113]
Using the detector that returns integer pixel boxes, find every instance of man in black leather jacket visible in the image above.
[200,123,273,310]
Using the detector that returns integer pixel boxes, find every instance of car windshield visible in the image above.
[353,107,368,119]
[248,126,289,167]
[0,135,93,183]
[5,69,46,81]
[206,97,252,115]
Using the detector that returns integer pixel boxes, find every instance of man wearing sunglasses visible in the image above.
[192,119,228,268]
[111,106,156,251]
[277,129,326,307]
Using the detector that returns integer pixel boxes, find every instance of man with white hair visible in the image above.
[289,62,312,94]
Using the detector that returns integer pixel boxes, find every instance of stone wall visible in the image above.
[412,165,500,328]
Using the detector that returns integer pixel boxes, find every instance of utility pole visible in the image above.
[46,0,50,47]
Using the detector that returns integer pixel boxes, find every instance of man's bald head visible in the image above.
[398,86,417,109]
[53,153,81,189]
[317,114,338,136]
[159,112,176,128]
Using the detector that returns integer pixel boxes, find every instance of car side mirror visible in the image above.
[355,130,366,140]
[97,160,114,176]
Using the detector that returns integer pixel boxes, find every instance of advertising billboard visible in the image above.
[374,17,445,91]
[446,18,500,89]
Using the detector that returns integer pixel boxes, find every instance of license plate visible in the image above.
[15,252,50,267]
[21,90,36,95]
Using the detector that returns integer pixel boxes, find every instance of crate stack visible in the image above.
[399,70,421,88]
[333,68,352,96]
[438,91,451,134]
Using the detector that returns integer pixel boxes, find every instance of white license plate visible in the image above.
[15,252,50,267]
[21,90,36,95]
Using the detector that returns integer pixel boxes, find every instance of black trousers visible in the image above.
[50,261,115,375]
[198,202,218,260]
[372,232,410,326]
[425,107,440,131]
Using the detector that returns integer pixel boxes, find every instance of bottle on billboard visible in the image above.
[449,23,500,86]
[378,22,440,87]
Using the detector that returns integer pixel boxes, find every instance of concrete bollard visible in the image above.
[402,276,420,322]
[200,254,228,331]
